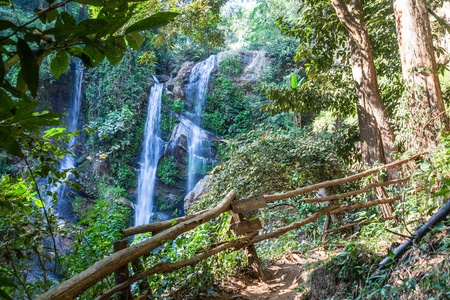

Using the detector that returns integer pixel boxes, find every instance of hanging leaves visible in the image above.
[16,39,39,97]
[50,51,70,79]
[125,32,145,50]
[105,37,127,65]
[125,12,179,34]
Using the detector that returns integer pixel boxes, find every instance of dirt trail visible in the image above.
[214,250,332,300]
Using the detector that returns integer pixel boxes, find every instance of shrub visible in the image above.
[218,53,243,76]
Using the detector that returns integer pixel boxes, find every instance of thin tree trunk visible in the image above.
[332,0,396,217]
[393,0,449,149]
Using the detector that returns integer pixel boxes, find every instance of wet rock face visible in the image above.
[166,61,195,100]
[165,122,189,165]
[37,63,74,114]
[152,50,268,216]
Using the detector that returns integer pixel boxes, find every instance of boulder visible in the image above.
[308,267,347,300]
[183,175,213,212]
[156,74,170,83]
[119,196,135,209]
[164,122,189,165]
[168,61,195,100]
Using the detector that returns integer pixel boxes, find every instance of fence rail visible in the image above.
[36,152,428,300]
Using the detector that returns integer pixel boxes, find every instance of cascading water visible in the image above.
[135,77,164,226]
[185,55,216,193]
[48,61,84,223]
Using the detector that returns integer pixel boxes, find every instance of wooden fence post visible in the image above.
[229,195,270,281]
[131,258,150,296]
[113,240,132,300]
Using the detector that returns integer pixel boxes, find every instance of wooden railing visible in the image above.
[36,152,427,300]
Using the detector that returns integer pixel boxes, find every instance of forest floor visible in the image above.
[211,247,340,300]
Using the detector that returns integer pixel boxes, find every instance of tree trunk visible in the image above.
[332,0,396,217]
[332,0,397,164]
[393,0,449,150]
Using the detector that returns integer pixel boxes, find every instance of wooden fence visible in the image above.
[35,153,427,300]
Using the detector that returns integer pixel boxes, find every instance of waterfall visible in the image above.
[185,55,216,193]
[48,61,84,223]
[135,77,164,226]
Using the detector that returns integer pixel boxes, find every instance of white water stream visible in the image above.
[185,55,216,193]
[48,61,84,223]
[135,77,164,226]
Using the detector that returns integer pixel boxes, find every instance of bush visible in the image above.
[218,53,243,76]
[157,156,180,186]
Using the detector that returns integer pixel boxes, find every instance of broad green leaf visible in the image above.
[60,11,76,27]
[73,0,105,6]
[50,51,69,79]
[432,188,449,198]
[125,12,179,34]
[126,32,144,50]
[291,74,298,88]
[105,37,126,65]
[0,289,13,300]
[83,43,105,67]
[16,39,39,97]
[0,276,16,288]
[0,19,16,31]
[77,19,109,35]
[46,8,59,23]
[0,0,10,5]
[16,67,27,94]
[0,127,23,158]
[35,199,45,207]
[0,88,15,118]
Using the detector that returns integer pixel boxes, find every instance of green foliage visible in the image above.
[0,0,177,161]
[64,199,131,299]
[218,53,242,76]
[201,128,351,207]
[82,50,150,195]
[157,156,180,186]
[263,0,402,118]
[160,110,179,137]
[0,128,81,298]
[132,213,246,298]
[203,75,270,137]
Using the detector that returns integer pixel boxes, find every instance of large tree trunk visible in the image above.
[393,0,449,150]
[332,0,397,217]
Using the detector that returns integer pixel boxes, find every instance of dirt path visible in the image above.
[214,250,332,300]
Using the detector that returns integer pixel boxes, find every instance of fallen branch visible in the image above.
[96,204,340,299]
[122,208,211,237]
[264,153,426,203]
[95,232,257,300]
[240,203,342,247]
[322,217,395,235]
[36,190,236,300]
[303,177,410,204]
[378,199,450,270]
[330,196,401,215]
[329,188,422,215]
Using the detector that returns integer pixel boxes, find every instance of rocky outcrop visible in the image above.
[183,175,213,212]
[37,61,75,114]
[166,61,195,100]
[153,49,268,216]
[216,50,268,89]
